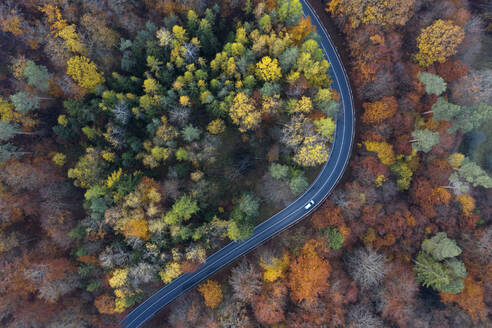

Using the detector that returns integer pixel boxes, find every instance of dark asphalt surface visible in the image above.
[120,1,355,327]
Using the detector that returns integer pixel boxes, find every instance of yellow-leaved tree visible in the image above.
[159,262,182,284]
[66,56,105,91]
[198,280,223,309]
[256,56,282,82]
[260,253,290,282]
[229,92,260,132]
[122,218,151,241]
[293,136,330,167]
[207,119,226,134]
[415,19,465,67]
[364,141,396,166]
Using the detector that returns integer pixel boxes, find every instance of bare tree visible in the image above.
[229,260,262,303]
[169,106,191,127]
[347,304,387,328]
[346,248,387,290]
[113,103,131,125]
[129,262,156,288]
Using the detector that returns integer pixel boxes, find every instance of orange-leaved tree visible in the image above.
[287,239,331,305]
[440,276,488,323]
[362,96,398,124]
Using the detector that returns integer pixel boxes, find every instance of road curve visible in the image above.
[120,2,355,327]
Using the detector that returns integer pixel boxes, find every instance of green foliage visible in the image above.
[75,246,89,258]
[411,129,440,153]
[457,103,492,134]
[164,195,199,225]
[10,92,39,114]
[23,60,51,92]
[431,97,462,122]
[181,125,201,142]
[278,0,303,27]
[414,232,466,294]
[68,224,86,241]
[289,174,308,195]
[0,143,24,162]
[432,98,492,134]
[86,280,101,292]
[227,194,259,241]
[325,227,344,250]
[421,232,461,261]
[258,15,272,32]
[454,157,492,189]
[0,121,21,141]
[269,163,289,180]
[278,46,299,72]
[238,193,259,218]
[418,72,447,96]
[391,161,413,191]
[47,2,338,310]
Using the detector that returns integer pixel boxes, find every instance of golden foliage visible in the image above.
[207,119,226,135]
[106,168,122,188]
[159,262,182,284]
[0,97,21,123]
[327,0,416,28]
[415,20,465,67]
[287,239,331,305]
[256,56,282,82]
[456,194,475,217]
[66,56,105,91]
[122,218,151,240]
[52,153,67,166]
[448,152,465,169]
[56,25,86,54]
[293,136,330,167]
[229,92,260,132]
[362,96,398,124]
[289,16,315,44]
[1,13,23,36]
[198,280,223,309]
[260,253,290,282]
[109,268,128,289]
[293,96,313,114]
[364,141,396,166]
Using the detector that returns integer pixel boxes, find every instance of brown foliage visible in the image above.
[380,262,418,327]
[311,201,345,230]
[436,60,470,83]
[252,281,287,325]
[441,276,488,322]
[95,294,116,315]
[410,177,438,218]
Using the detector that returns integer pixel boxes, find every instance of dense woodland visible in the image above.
[0,0,491,327]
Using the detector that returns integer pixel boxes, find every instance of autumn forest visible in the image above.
[0,0,491,327]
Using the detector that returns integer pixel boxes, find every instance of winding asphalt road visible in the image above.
[120,1,354,327]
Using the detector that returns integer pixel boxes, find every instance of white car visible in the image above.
[304,200,315,210]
